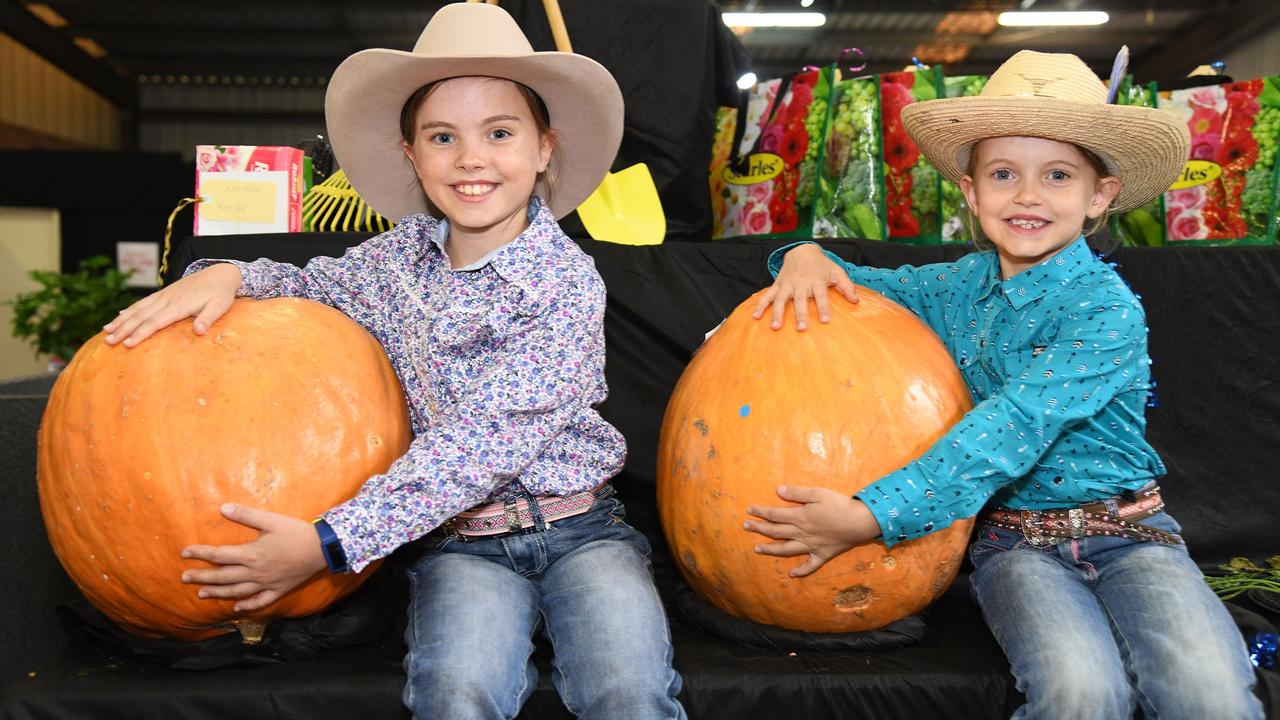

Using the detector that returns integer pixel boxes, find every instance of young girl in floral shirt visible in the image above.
[104,4,684,719]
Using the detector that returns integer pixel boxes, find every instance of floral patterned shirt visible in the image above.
[186,199,626,571]
[769,237,1164,546]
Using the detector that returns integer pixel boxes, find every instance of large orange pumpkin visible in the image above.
[38,297,411,642]
[657,288,974,633]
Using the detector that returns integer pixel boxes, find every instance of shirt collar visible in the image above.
[430,196,544,272]
[428,196,561,308]
[999,236,1095,310]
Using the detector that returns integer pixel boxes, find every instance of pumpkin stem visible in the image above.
[233,619,267,645]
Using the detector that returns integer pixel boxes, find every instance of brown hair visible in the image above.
[962,139,1114,249]
[398,78,559,214]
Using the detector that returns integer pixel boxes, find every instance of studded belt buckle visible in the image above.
[503,498,523,533]
[1019,509,1055,548]
[1067,507,1087,539]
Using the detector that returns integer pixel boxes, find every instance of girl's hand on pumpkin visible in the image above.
[751,243,857,332]
[744,486,880,577]
[103,263,242,348]
[180,503,328,613]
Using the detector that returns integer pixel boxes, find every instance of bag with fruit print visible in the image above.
[936,73,989,244]
[1158,76,1280,246]
[1110,75,1169,247]
[813,70,886,241]
[709,67,835,239]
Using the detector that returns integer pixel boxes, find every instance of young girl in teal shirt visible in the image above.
[745,50,1263,719]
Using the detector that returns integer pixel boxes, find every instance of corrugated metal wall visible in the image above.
[1223,21,1280,82]
[0,32,121,149]
[137,78,327,162]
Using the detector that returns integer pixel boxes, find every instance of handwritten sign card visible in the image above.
[194,145,304,235]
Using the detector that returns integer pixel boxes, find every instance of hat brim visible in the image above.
[901,96,1190,212]
[324,49,623,222]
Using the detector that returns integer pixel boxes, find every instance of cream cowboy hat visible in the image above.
[324,2,623,221]
[901,50,1190,212]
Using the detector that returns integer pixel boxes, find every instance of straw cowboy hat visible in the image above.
[901,50,1190,212]
[324,2,623,221]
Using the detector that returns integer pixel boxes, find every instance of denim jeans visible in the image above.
[402,485,686,720]
[969,511,1264,720]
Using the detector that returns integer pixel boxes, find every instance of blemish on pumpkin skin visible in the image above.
[707,445,716,460]
[881,555,897,569]
[681,551,699,575]
[833,584,874,612]
[693,419,709,436]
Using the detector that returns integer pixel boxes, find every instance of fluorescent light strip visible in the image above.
[722,12,827,28]
[997,11,1109,26]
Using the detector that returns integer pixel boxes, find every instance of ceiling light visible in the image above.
[722,12,826,28]
[997,11,1109,26]
[737,72,758,89]
[800,0,815,7]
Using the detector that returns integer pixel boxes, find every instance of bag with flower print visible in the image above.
[877,67,948,244]
[709,67,835,239]
[1158,76,1280,246]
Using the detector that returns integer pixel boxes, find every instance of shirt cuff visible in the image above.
[182,258,252,296]
[766,241,818,278]
[854,466,933,548]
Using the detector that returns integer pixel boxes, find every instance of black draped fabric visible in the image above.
[485,0,748,243]
[0,151,194,275]
[4,235,1277,719]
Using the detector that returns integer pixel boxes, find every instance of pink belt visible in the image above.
[444,486,602,538]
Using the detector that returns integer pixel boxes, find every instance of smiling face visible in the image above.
[401,76,554,260]
[960,136,1120,278]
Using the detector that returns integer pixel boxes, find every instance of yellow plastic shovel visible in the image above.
[539,0,666,245]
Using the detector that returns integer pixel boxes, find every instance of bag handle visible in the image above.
[468,0,573,53]
[728,74,794,176]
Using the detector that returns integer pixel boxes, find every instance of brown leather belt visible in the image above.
[978,483,1182,548]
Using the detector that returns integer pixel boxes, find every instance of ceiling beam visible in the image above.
[0,0,132,106]
[1132,0,1280,84]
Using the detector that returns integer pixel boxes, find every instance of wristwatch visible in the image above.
[312,518,349,573]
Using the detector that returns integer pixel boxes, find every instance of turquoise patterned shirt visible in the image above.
[768,237,1165,546]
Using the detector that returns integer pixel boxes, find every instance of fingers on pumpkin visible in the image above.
[235,589,282,613]
[743,519,796,540]
[834,275,859,304]
[182,543,252,566]
[221,503,279,531]
[747,502,803,525]
[751,285,779,319]
[789,555,827,577]
[196,581,260,600]
[754,540,809,557]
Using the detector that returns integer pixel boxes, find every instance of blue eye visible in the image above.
[1049,170,1070,181]
[431,132,454,145]
[992,169,1013,181]
[490,129,512,140]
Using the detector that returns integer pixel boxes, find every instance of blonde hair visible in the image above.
[962,139,1115,250]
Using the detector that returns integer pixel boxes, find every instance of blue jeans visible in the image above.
[969,512,1264,720]
[402,485,686,720]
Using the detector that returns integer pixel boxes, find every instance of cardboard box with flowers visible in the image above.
[1159,77,1280,245]
[710,68,834,239]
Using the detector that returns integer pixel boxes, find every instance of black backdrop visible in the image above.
[3,234,1276,719]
